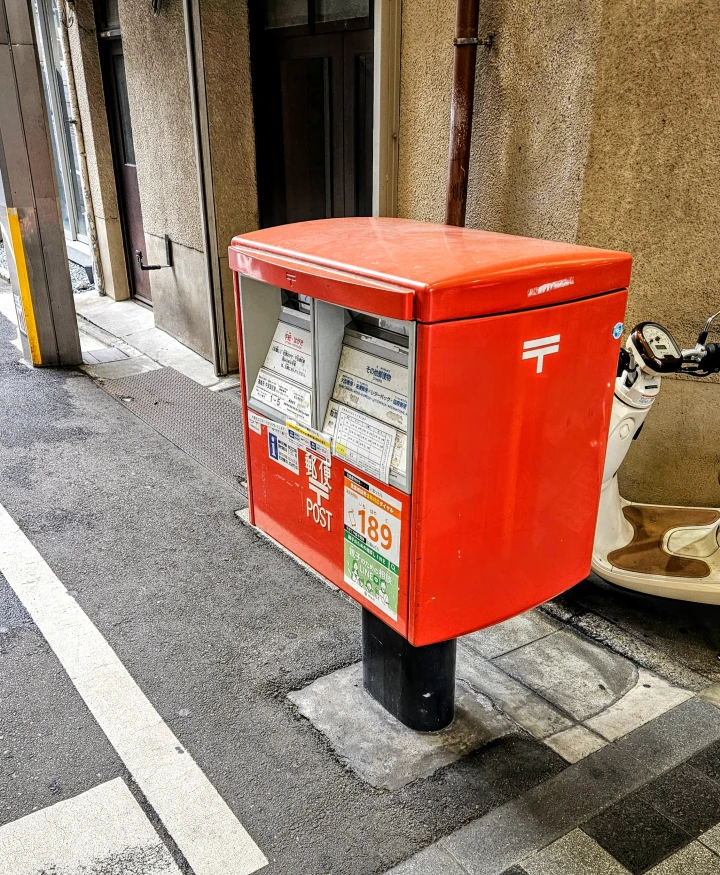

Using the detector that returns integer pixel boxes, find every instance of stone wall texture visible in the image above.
[398,0,720,505]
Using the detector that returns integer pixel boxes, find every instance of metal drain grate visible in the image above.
[99,367,246,492]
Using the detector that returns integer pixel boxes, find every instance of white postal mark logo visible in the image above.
[522,334,561,374]
[305,452,333,531]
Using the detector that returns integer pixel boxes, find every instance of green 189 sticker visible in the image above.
[343,471,401,620]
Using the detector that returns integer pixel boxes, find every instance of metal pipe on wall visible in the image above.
[182,0,227,377]
[445,0,481,227]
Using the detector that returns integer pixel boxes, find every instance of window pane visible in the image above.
[354,53,373,216]
[280,56,332,222]
[266,0,308,29]
[316,0,369,23]
[112,55,136,166]
[98,0,120,30]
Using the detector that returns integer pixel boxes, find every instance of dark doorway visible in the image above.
[95,1,152,305]
[249,1,374,228]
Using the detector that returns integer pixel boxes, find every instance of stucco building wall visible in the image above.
[113,0,256,366]
[117,0,212,359]
[200,0,259,371]
[398,0,719,506]
[577,0,720,506]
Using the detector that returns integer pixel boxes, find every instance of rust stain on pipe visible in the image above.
[445,0,481,227]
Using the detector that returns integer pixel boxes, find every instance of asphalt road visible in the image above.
[0,296,563,873]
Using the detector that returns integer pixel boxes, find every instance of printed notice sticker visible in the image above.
[248,411,265,434]
[332,346,408,431]
[333,405,396,484]
[251,368,312,426]
[262,323,313,388]
[286,421,331,461]
[324,401,406,479]
[267,424,299,474]
[344,471,401,620]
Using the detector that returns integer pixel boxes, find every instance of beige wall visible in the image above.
[397,0,603,240]
[397,0,454,223]
[577,0,720,506]
[398,0,720,506]
[73,0,259,367]
[201,0,259,371]
[117,0,212,359]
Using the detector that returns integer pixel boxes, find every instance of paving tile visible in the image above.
[75,294,154,336]
[441,743,645,875]
[615,698,720,774]
[522,829,631,874]
[544,725,607,763]
[686,737,720,784]
[463,611,559,659]
[699,683,720,709]
[494,630,637,722]
[385,845,469,874]
[700,822,720,855]
[646,841,720,874]
[87,346,127,363]
[457,646,573,739]
[582,792,691,874]
[639,763,720,836]
[585,669,693,742]
[427,735,566,822]
[80,355,162,379]
[288,664,513,790]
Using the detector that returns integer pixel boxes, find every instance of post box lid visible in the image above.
[229,217,632,323]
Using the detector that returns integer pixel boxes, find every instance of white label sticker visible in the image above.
[332,405,397,484]
[390,431,407,478]
[343,471,401,620]
[251,368,312,426]
[332,346,408,430]
[248,411,264,434]
[267,424,300,474]
[262,323,313,388]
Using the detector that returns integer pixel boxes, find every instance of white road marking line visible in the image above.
[0,779,181,875]
[0,504,267,875]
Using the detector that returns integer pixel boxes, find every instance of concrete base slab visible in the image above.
[288,662,514,790]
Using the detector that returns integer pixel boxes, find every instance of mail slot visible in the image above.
[229,217,631,647]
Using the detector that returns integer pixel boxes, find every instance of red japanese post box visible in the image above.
[229,218,631,647]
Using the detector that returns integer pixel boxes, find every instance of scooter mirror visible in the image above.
[697,309,720,346]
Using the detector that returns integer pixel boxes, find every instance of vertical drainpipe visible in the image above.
[182,0,227,377]
[445,0,481,227]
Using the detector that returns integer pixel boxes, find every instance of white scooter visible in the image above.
[593,313,720,602]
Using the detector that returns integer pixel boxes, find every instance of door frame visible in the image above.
[95,22,152,305]
[371,0,401,218]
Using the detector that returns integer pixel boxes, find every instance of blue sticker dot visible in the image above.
[612,322,623,339]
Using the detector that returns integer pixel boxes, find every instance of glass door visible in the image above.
[249,0,374,228]
[32,0,89,246]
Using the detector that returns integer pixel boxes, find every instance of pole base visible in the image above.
[361,607,456,732]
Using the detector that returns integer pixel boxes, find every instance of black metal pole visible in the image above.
[362,607,457,732]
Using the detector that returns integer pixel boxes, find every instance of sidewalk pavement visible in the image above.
[2,278,720,874]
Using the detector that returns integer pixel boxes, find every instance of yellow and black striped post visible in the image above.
[0,0,81,367]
